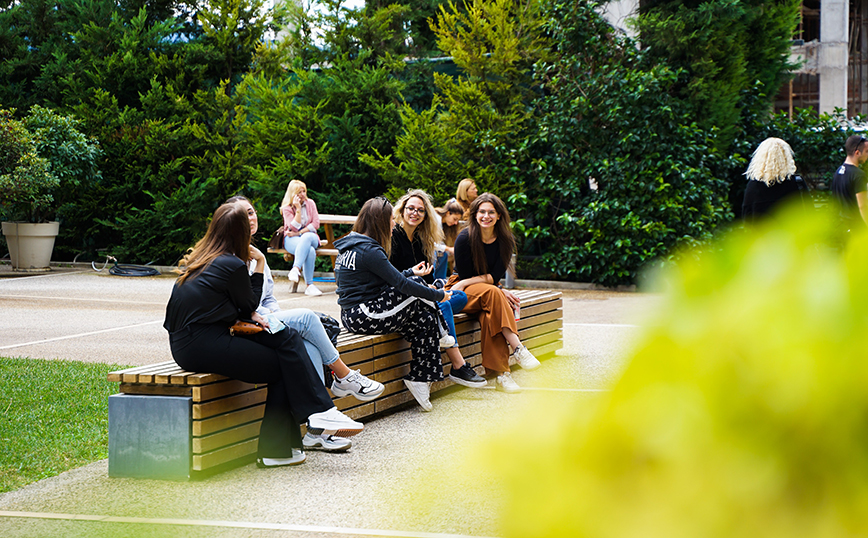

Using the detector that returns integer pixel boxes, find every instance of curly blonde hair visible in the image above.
[744,138,796,186]
[393,189,443,264]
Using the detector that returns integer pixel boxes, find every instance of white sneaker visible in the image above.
[257,449,305,467]
[331,370,385,402]
[513,345,541,370]
[439,334,456,349]
[496,372,521,393]
[302,432,352,452]
[305,284,322,296]
[307,407,364,437]
[403,379,432,411]
[288,267,300,283]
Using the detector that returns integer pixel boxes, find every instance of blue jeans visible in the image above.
[438,290,467,345]
[270,308,339,384]
[284,232,320,284]
[433,251,449,280]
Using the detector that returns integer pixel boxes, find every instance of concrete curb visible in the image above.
[0,260,635,291]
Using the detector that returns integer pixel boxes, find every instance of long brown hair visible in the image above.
[393,189,442,264]
[466,193,515,277]
[177,202,251,284]
[353,196,394,258]
[434,198,464,247]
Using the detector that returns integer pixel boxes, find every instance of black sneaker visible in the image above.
[449,363,488,388]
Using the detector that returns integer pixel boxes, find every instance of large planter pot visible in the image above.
[1,221,60,272]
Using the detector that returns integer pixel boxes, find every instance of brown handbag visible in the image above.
[267,226,285,250]
[229,319,264,336]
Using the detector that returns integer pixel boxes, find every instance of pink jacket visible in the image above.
[282,198,320,237]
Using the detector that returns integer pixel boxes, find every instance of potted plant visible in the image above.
[0,109,60,271]
[0,106,101,271]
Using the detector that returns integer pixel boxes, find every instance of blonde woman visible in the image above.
[742,137,803,222]
[281,179,322,296]
[390,190,486,390]
[455,178,478,218]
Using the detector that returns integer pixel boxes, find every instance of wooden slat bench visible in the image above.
[106,289,562,479]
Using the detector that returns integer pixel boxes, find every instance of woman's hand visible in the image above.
[293,194,304,210]
[251,311,270,330]
[249,244,265,263]
[440,290,452,302]
[412,261,433,276]
[502,288,520,309]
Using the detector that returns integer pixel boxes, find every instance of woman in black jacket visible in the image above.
[164,202,363,468]
[335,197,452,411]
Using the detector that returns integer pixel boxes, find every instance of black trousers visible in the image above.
[169,323,334,458]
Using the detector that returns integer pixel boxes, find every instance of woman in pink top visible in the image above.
[281,180,323,296]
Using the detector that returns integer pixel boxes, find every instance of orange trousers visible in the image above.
[446,276,517,373]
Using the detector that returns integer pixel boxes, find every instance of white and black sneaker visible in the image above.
[448,363,487,388]
[307,407,364,437]
[303,432,352,452]
[330,370,385,402]
[257,449,306,468]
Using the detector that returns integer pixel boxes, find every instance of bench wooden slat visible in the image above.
[192,438,259,471]
[192,380,260,402]
[192,404,265,437]
[193,388,268,420]
[192,422,262,454]
[118,383,193,397]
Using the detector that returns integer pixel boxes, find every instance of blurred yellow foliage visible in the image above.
[492,202,868,537]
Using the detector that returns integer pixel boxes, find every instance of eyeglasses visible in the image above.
[404,206,425,215]
[374,196,390,209]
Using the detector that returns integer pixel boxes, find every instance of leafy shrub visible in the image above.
[512,1,731,287]
[0,109,58,223]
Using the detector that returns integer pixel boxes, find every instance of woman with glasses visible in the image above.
[164,202,364,468]
[334,197,455,411]
[433,198,465,281]
[390,190,487,390]
[445,193,540,393]
[281,179,323,296]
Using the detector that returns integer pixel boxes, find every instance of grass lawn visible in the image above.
[0,357,126,493]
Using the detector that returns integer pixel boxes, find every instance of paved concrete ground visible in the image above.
[0,265,661,538]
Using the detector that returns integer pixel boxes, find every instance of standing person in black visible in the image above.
[741,137,803,222]
[830,134,868,230]
[164,202,364,468]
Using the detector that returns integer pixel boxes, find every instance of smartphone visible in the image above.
[264,314,286,334]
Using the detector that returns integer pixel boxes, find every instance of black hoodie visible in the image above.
[334,232,445,309]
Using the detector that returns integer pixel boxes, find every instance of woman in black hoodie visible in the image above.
[335,197,451,411]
